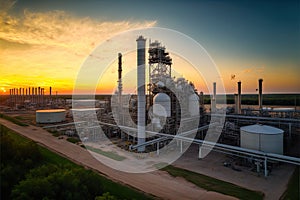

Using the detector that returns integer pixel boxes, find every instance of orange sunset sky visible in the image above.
[1,0,299,95]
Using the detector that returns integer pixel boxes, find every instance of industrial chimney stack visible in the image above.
[258,79,263,110]
[211,82,217,113]
[237,81,242,114]
[118,53,123,99]
[136,36,146,152]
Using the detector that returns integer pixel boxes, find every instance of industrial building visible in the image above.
[69,35,298,177]
[3,35,299,178]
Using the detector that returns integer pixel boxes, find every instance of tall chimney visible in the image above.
[38,87,41,105]
[118,53,123,99]
[211,82,217,113]
[35,88,37,104]
[199,91,204,107]
[32,87,34,103]
[13,88,16,106]
[237,81,242,114]
[136,36,146,152]
[258,79,263,110]
[9,89,12,106]
[50,86,52,96]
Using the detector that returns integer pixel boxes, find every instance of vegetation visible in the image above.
[66,137,81,144]
[47,129,61,137]
[280,166,300,200]
[0,125,153,200]
[159,165,264,200]
[85,145,126,161]
[0,113,28,126]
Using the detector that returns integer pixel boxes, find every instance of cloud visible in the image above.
[0,9,156,53]
[0,5,156,93]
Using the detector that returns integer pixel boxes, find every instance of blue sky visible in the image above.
[13,0,299,60]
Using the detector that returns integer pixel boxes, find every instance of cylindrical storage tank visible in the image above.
[189,94,199,116]
[153,93,171,117]
[240,124,283,154]
[36,109,66,123]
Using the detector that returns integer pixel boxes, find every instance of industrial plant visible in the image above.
[0,35,299,199]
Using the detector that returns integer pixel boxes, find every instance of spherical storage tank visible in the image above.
[36,109,66,123]
[153,93,171,117]
[240,124,284,154]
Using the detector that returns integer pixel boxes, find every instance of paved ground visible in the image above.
[0,118,236,200]
[174,144,294,200]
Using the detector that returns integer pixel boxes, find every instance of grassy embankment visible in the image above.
[156,164,264,200]
[0,113,28,126]
[0,124,154,200]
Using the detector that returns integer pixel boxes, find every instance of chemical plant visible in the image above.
[1,36,300,180]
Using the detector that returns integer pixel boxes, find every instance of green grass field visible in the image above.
[159,164,264,200]
[85,145,126,161]
[1,125,154,200]
[0,113,28,126]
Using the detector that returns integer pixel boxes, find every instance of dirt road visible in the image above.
[0,118,236,200]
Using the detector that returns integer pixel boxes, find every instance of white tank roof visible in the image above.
[241,124,284,135]
[154,93,170,101]
[36,109,66,113]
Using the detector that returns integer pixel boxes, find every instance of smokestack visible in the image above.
[32,87,34,103]
[50,87,52,96]
[258,79,263,110]
[136,36,146,152]
[199,91,204,107]
[19,88,21,104]
[118,53,123,98]
[38,87,40,105]
[9,89,11,106]
[211,82,216,113]
[237,81,242,114]
[13,88,15,106]
[213,82,216,99]
[35,88,37,104]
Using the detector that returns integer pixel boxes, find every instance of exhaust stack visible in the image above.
[237,81,241,114]
[136,36,146,152]
[258,79,263,110]
[211,82,216,113]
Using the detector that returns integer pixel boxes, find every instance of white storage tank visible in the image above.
[153,93,171,117]
[240,124,284,154]
[189,94,199,116]
[36,109,66,123]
